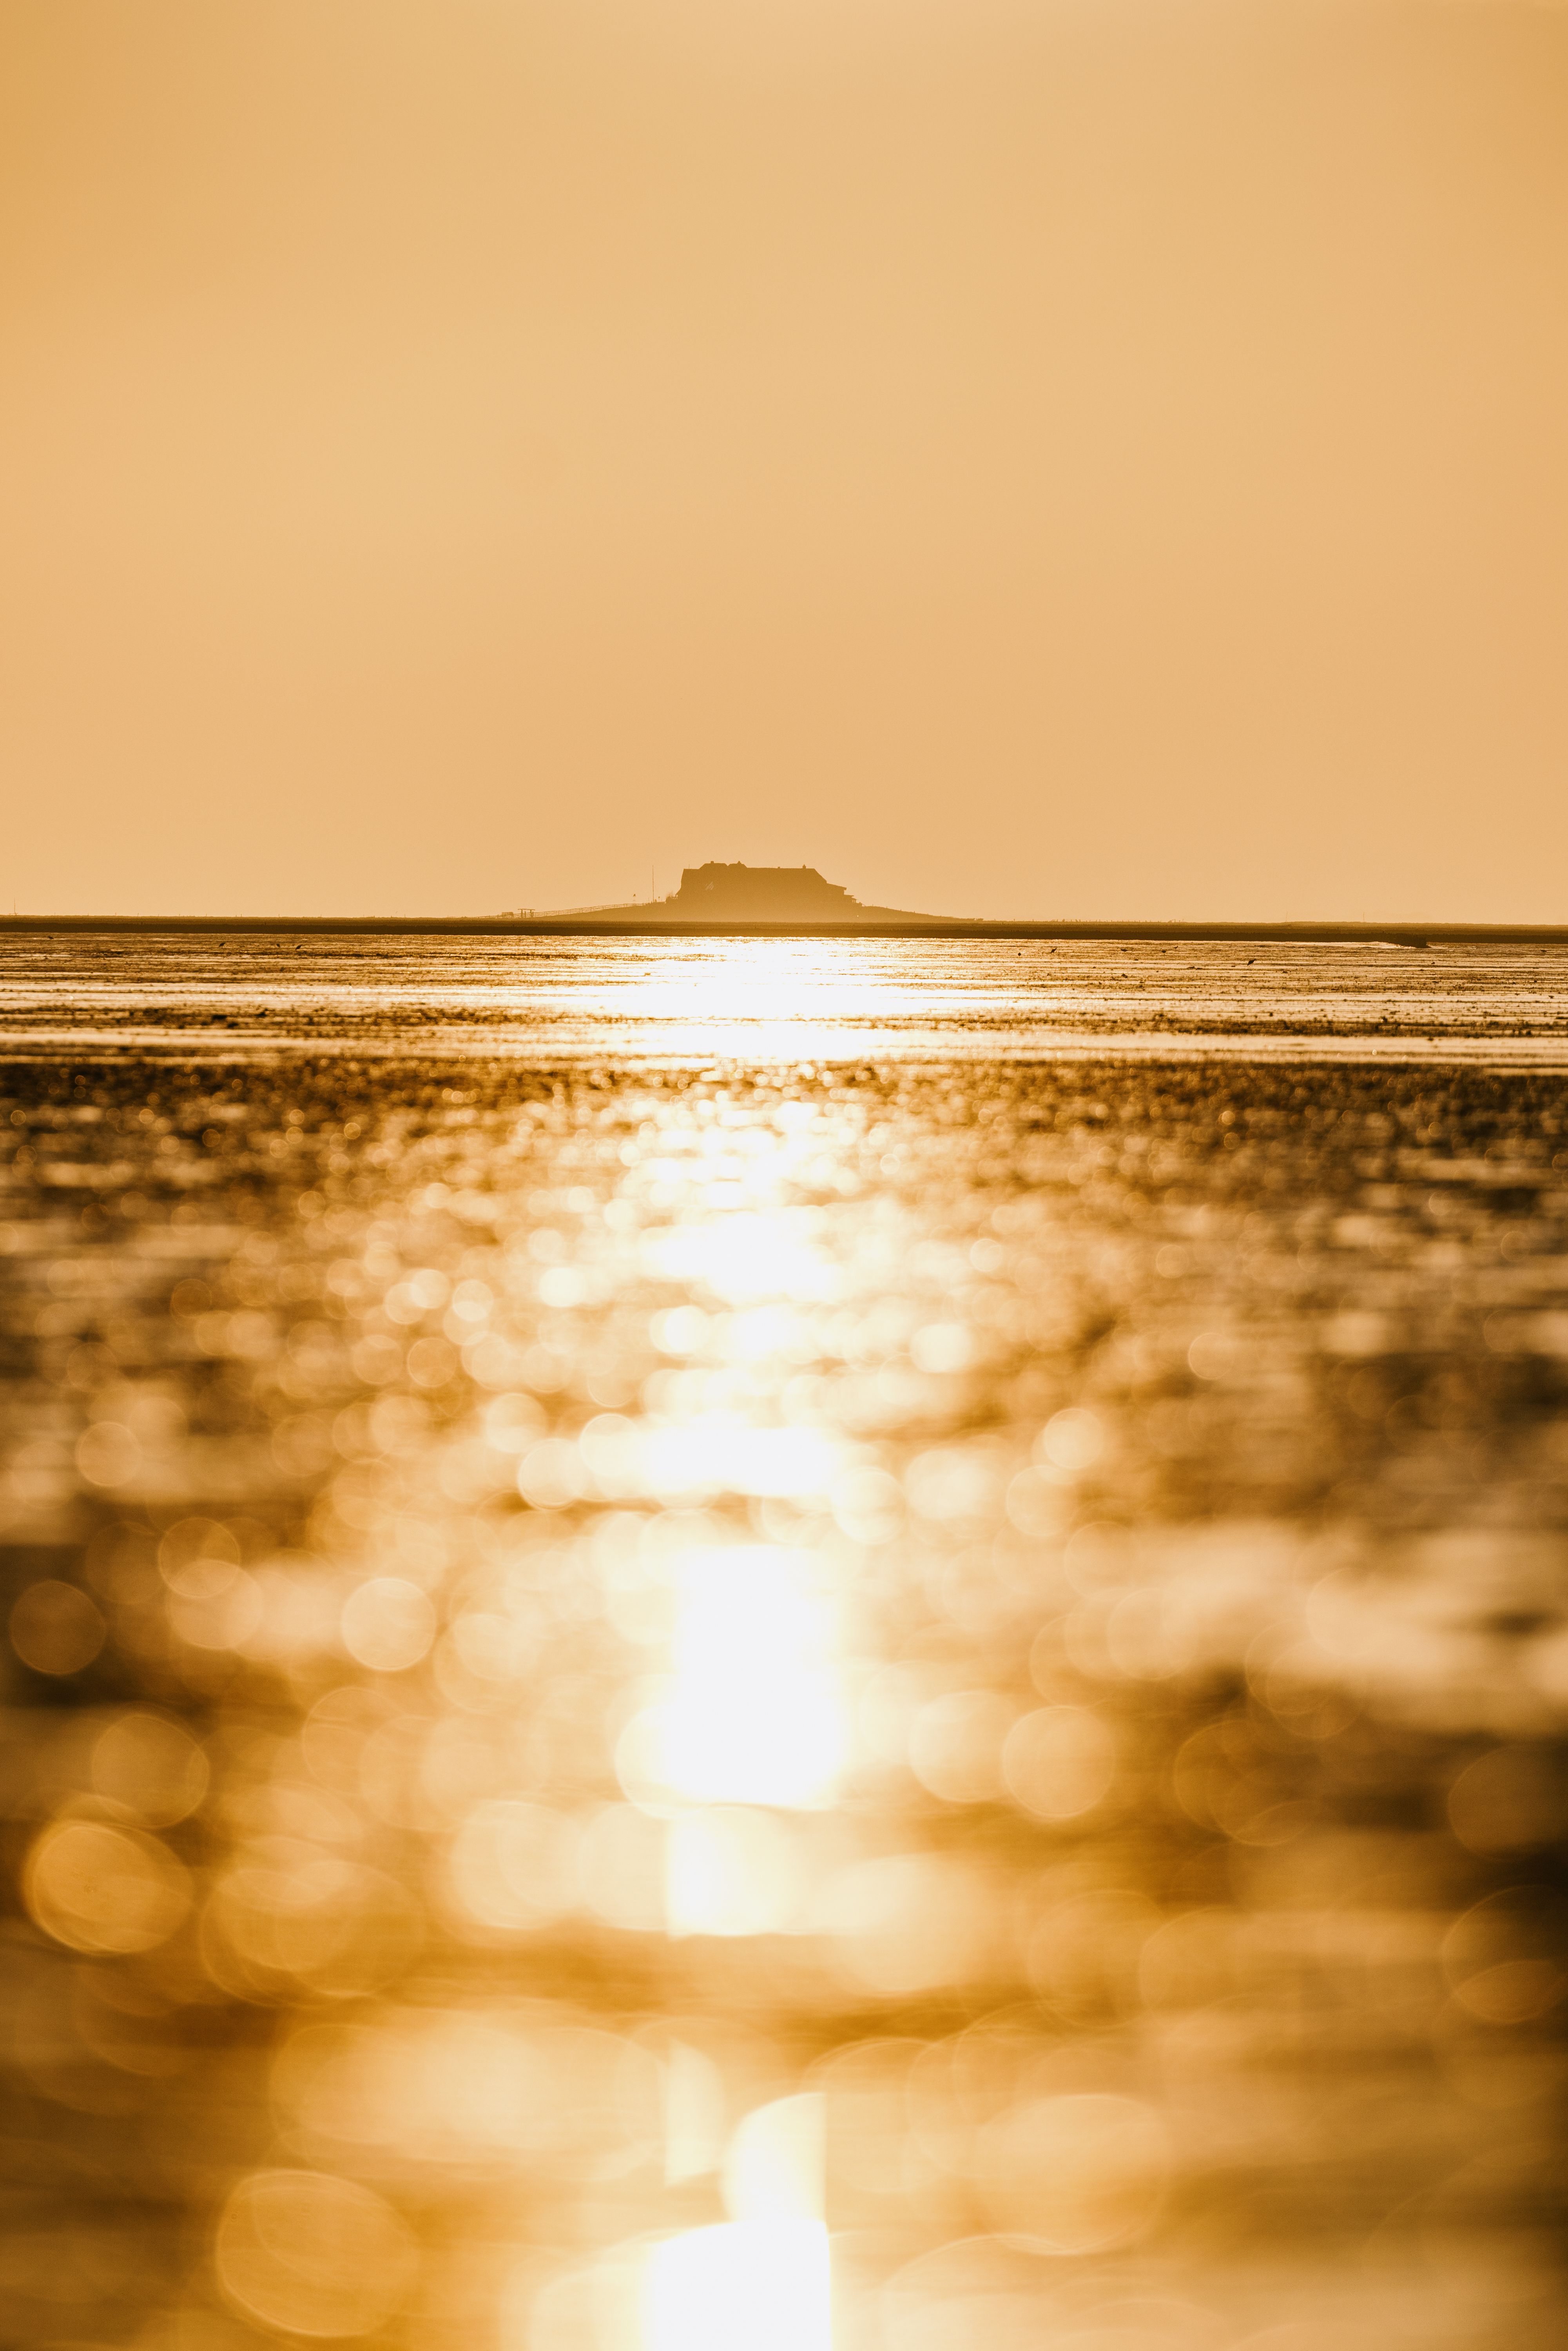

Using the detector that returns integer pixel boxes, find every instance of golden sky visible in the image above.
[4,0,1567,919]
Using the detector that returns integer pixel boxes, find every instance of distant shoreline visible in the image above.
[4,916,1568,946]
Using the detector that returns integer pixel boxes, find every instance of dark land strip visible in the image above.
[8,918,1568,946]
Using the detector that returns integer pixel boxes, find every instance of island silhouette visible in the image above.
[8,863,1559,944]
[535,861,940,924]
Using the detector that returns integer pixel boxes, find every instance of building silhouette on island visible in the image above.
[538,861,942,923]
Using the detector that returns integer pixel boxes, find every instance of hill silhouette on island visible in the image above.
[528,861,948,923]
[9,861,1567,943]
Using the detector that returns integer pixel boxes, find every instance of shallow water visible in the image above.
[2,939,1567,2351]
[5,933,1568,1062]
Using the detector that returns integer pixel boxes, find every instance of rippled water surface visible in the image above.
[3,937,1568,2351]
[5,931,1568,1061]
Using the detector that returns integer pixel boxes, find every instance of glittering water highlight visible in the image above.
[1,938,1567,2351]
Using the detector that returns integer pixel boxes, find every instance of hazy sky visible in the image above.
[5,0,1567,920]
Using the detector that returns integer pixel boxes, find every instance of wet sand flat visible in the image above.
[5,935,1568,1062]
[0,939,1566,2351]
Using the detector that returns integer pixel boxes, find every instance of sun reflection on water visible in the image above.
[657,1547,845,1809]
[3,1031,1568,2350]
[645,2095,830,2351]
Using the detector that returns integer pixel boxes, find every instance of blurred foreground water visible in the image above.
[2,937,1568,2351]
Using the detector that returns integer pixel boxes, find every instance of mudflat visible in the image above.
[1,936,1566,2349]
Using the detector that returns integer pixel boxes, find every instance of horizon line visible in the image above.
[4,915,1568,945]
